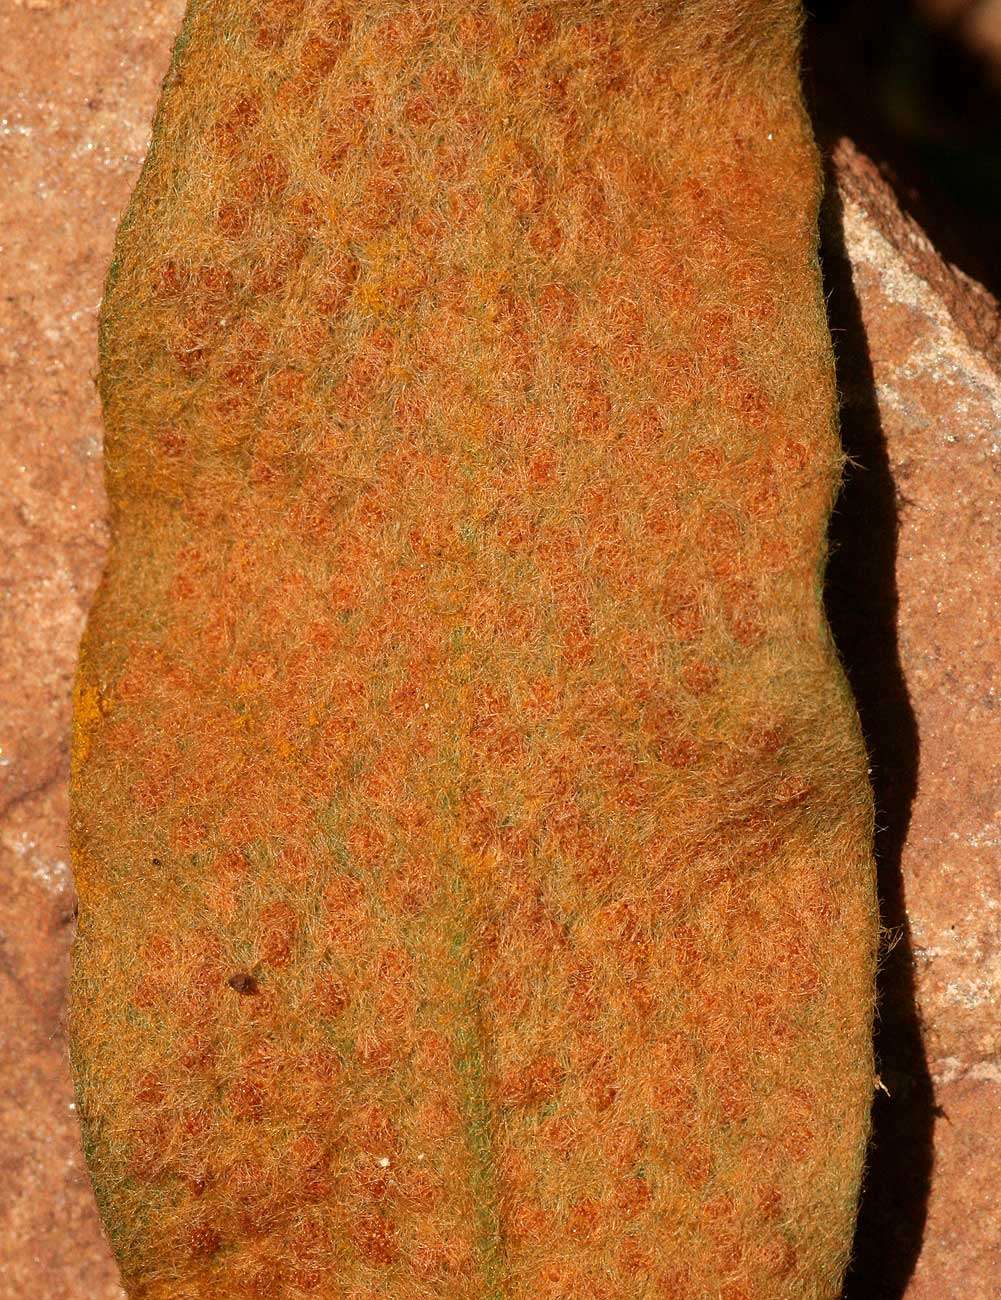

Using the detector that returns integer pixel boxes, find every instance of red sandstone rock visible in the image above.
[906,1075,1001,1298]
[833,139,1000,1072]
[829,138,1000,1300]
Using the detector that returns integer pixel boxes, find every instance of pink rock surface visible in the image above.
[834,140,1000,1070]
[906,1075,1001,1298]
[0,9,996,1300]
[828,140,1000,1300]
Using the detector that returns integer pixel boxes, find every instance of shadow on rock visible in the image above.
[818,170,936,1300]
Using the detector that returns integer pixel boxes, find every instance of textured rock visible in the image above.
[905,1074,1001,1298]
[0,5,997,1298]
[832,137,998,1066]
[826,139,1000,1300]
[832,139,1000,1069]
[0,783,121,1299]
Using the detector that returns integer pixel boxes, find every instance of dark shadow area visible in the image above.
[816,176,936,1300]
[806,0,1001,303]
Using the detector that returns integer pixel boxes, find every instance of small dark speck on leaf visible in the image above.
[152,857,162,866]
[228,972,259,995]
